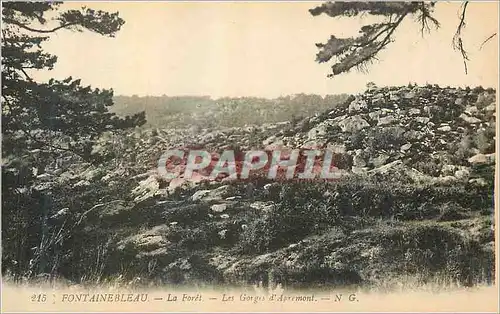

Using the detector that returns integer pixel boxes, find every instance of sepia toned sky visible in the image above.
[32,1,498,98]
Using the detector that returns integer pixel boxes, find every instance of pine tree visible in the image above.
[2,2,146,163]
[310,1,497,77]
[1,2,146,279]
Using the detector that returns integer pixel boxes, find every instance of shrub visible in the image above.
[237,183,339,254]
[473,125,495,154]
[376,222,494,287]
[413,159,442,176]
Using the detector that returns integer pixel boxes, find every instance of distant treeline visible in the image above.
[112,94,349,129]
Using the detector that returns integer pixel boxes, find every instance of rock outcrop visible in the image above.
[17,84,494,290]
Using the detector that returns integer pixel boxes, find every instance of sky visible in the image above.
[32,1,499,98]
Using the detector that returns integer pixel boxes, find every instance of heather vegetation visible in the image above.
[3,83,496,291]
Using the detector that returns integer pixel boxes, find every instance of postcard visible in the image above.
[1,1,498,312]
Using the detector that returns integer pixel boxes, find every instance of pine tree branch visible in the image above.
[354,22,394,48]
[20,68,33,82]
[480,32,497,50]
[416,2,440,36]
[20,129,86,160]
[452,1,469,74]
[3,18,79,34]
[330,11,409,76]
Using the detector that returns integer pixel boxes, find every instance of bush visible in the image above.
[376,222,494,286]
[413,159,442,176]
[452,134,474,164]
[473,125,495,154]
[365,127,405,152]
[237,183,339,254]
[237,170,494,255]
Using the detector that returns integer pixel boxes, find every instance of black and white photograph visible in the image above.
[1,1,498,312]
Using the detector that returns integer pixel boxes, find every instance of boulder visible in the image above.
[349,99,368,113]
[403,92,416,99]
[307,124,328,140]
[117,225,170,256]
[468,153,495,165]
[132,175,161,202]
[454,168,470,180]
[469,178,488,186]
[437,125,452,132]
[441,164,457,176]
[211,204,228,213]
[377,115,397,126]
[459,113,481,124]
[400,143,412,152]
[326,143,347,154]
[368,110,382,121]
[389,94,400,101]
[191,185,231,202]
[415,117,430,124]
[408,108,421,115]
[352,167,369,174]
[465,105,479,115]
[485,103,496,113]
[81,167,105,181]
[405,167,434,183]
[302,140,326,149]
[368,160,403,175]
[370,154,390,167]
[249,201,274,212]
[436,176,457,184]
[338,116,370,133]
[372,94,385,106]
[353,154,367,168]
[73,180,91,188]
[405,130,425,140]
[262,135,277,146]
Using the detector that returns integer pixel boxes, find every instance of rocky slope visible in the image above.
[266,85,496,175]
[6,84,496,290]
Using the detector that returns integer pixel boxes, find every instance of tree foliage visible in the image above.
[310,1,497,77]
[2,2,146,162]
[1,2,145,279]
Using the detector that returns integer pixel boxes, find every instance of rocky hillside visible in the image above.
[111,94,348,129]
[263,84,496,180]
[3,84,496,290]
